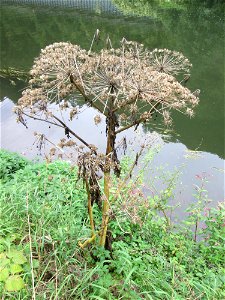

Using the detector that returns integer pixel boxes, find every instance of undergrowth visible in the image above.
[0,150,224,299]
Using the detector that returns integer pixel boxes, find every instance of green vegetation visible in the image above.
[0,149,224,299]
[0,150,29,183]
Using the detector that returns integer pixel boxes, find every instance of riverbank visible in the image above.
[0,149,224,299]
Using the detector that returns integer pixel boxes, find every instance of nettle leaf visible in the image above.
[0,253,10,267]
[12,254,27,265]
[5,275,25,291]
[6,249,22,258]
[6,234,20,243]
[6,250,27,264]
[0,268,9,282]
[10,264,24,274]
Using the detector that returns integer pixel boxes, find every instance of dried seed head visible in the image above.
[70,107,78,121]
[94,114,102,125]
[148,49,192,77]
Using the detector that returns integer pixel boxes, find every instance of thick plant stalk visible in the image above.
[100,100,115,247]
[100,125,112,246]
[78,179,96,249]
[85,178,95,236]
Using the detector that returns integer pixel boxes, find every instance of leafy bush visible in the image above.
[0,150,29,182]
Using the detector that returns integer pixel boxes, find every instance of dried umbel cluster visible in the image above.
[16,38,199,129]
[148,49,192,76]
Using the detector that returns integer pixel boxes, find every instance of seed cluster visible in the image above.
[148,48,192,76]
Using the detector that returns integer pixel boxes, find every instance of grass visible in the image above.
[0,149,224,299]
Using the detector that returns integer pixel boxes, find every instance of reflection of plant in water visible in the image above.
[112,0,186,17]
[14,31,199,250]
[113,0,225,17]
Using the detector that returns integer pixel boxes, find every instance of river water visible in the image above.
[0,0,224,218]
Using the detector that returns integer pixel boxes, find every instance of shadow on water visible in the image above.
[0,0,224,216]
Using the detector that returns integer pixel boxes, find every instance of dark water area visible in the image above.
[0,0,224,218]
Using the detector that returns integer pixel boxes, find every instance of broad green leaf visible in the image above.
[12,253,27,265]
[10,264,23,274]
[5,275,25,291]
[6,249,22,259]
[0,268,9,281]
[7,234,20,242]
[0,258,10,267]
[0,253,10,267]
[7,250,27,264]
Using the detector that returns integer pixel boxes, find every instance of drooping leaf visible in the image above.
[5,275,25,291]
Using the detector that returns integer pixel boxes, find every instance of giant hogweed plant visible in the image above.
[14,31,199,249]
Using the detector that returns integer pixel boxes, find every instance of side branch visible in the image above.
[115,117,144,134]
[115,101,162,134]
[21,111,64,129]
[20,110,96,153]
[52,114,97,153]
